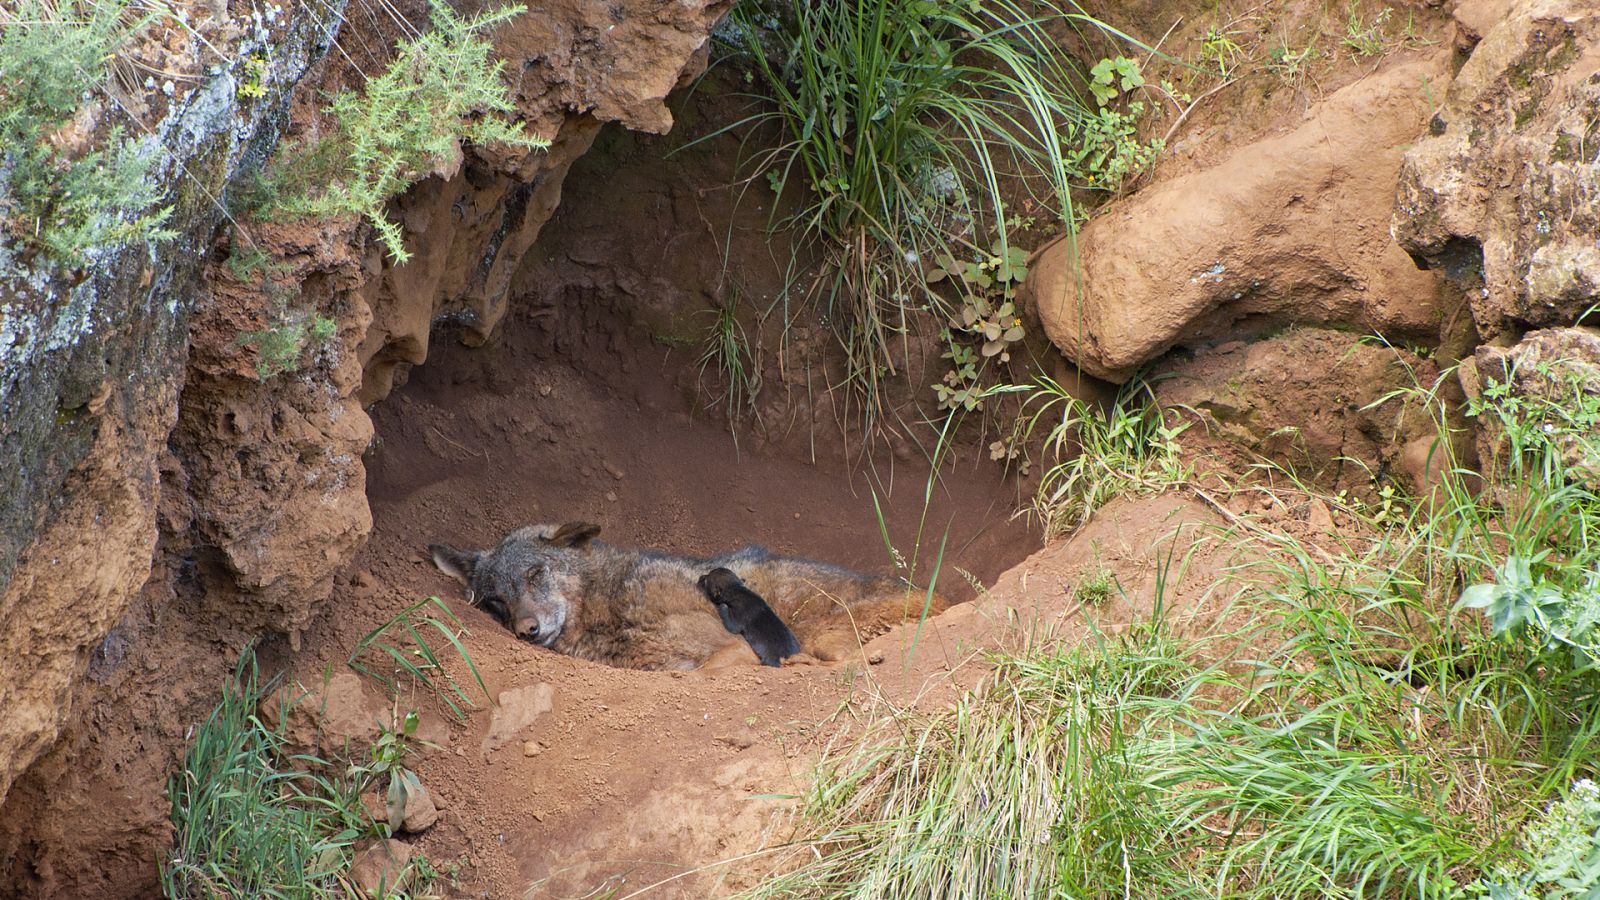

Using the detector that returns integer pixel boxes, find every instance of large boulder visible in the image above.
[1028,57,1450,383]
[1393,0,1600,337]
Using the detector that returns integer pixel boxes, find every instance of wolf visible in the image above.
[697,567,802,668]
[428,522,949,670]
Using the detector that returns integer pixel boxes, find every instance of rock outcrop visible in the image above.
[1153,328,1447,494]
[0,0,730,895]
[1393,0,1600,338]
[0,0,344,822]
[1459,326,1600,489]
[1027,57,1451,383]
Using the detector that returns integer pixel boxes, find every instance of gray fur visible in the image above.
[428,521,949,669]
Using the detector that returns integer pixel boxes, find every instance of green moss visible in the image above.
[1552,130,1576,162]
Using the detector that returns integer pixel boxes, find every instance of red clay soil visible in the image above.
[266,258,1064,895]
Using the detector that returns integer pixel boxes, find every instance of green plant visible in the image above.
[1267,41,1319,79]
[347,595,490,723]
[225,238,285,282]
[348,710,431,837]
[163,651,365,897]
[1088,55,1144,106]
[927,240,1030,410]
[1004,375,1191,537]
[164,651,440,898]
[265,1,546,262]
[237,311,337,381]
[715,0,1137,422]
[1477,779,1600,898]
[0,0,173,265]
[745,614,1191,899]
[696,300,761,426]
[1073,564,1116,605]
[1063,103,1164,194]
[1343,3,1394,58]
[754,350,1600,899]
[1201,22,1246,77]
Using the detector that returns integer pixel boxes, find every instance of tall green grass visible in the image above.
[162,651,367,898]
[164,649,451,898]
[746,617,1193,899]
[714,0,1138,425]
[749,354,1600,897]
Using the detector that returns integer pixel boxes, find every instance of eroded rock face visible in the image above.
[1393,0,1600,337]
[0,1,729,895]
[0,0,344,824]
[1027,57,1451,383]
[1153,328,1449,494]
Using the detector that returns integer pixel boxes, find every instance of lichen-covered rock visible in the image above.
[1392,0,1600,337]
[1027,57,1450,383]
[0,0,344,819]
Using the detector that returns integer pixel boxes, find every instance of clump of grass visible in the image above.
[263,1,546,263]
[1072,564,1116,605]
[162,650,425,898]
[696,299,761,427]
[1342,2,1394,58]
[716,0,1153,424]
[347,595,490,723]
[1001,375,1191,538]
[748,617,1192,899]
[0,0,173,266]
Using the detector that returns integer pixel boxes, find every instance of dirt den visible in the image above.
[293,271,1038,896]
[232,85,1063,894]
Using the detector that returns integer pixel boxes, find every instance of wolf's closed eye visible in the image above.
[478,595,510,623]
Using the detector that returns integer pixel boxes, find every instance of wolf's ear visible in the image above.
[430,544,481,583]
[547,522,601,549]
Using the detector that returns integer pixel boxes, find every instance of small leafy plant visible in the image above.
[1088,55,1144,106]
[1063,104,1164,194]
[928,241,1029,411]
[0,0,173,266]
[1476,780,1600,898]
[163,650,437,899]
[264,1,546,262]
[348,711,432,837]
[237,311,337,381]
[1458,557,1600,673]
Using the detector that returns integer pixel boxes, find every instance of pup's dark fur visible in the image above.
[429,522,950,670]
[698,567,802,667]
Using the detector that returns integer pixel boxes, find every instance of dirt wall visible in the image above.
[0,1,730,895]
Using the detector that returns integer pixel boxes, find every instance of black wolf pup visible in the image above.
[697,567,802,667]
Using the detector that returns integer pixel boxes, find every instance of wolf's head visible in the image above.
[429,522,602,646]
